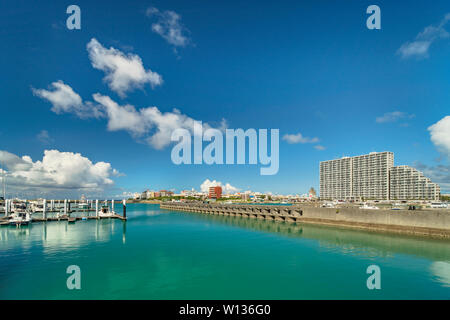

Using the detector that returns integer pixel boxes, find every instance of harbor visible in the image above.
[1,203,449,299]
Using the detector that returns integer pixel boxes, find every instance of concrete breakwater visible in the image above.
[160,203,450,238]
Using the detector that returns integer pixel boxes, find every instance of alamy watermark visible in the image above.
[66,265,81,290]
[366,265,381,290]
[171,121,279,175]
[66,5,81,30]
[366,5,381,30]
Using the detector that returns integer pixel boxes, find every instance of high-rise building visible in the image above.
[320,151,439,200]
[351,152,393,200]
[320,156,353,200]
[389,166,440,200]
[209,186,222,199]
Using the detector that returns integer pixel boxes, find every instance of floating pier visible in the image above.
[0,199,127,226]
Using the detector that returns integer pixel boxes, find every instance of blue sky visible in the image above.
[1,0,450,198]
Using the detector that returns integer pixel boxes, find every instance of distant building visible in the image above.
[132,192,141,200]
[159,190,174,197]
[209,186,222,199]
[141,190,150,200]
[181,189,196,197]
[320,151,440,200]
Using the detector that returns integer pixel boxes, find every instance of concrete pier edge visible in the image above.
[160,203,450,239]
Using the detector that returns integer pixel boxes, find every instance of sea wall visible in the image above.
[160,203,450,238]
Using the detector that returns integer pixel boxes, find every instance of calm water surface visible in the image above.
[0,203,449,299]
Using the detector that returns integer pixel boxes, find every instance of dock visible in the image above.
[0,199,127,226]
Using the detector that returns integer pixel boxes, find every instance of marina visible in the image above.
[0,199,127,227]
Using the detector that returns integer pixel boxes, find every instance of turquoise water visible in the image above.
[0,203,449,299]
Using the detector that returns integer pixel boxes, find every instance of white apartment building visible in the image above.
[320,156,353,200]
[320,151,440,200]
[389,166,440,200]
[352,152,393,200]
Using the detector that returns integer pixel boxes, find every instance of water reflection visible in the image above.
[430,261,450,287]
[185,211,450,261]
[0,219,127,252]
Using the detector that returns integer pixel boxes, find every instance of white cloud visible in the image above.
[314,145,326,151]
[92,94,147,135]
[376,111,415,123]
[397,14,450,59]
[428,116,450,158]
[87,38,163,97]
[200,179,239,194]
[0,150,120,193]
[32,81,103,119]
[33,83,225,150]
[146,7,191,48]
[32,81,81,115]
[37,130,54,144]
[93,94,224,150]
[282,133,319,144]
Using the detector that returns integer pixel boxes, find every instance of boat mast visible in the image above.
[1,159,5,200]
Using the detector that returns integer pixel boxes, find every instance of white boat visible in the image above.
[360,203,379,210]
[11,200,27,212]
[98,204,116,218]
[9,211,31,226]
[30,202,44,213]
[78,202,89,210]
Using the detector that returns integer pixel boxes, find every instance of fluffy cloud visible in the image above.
[428,116,450,159]
[92,94,147,135]
[93,93,224,150]
[376,111,415,124]
[200,179,239,194]
[87,38,162,97]
[32,81,103,118]
[146,7,191,48]
[282,132,319,144]
[397,14,450,59]
[0,149,119,192]
[33,81,225,150]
